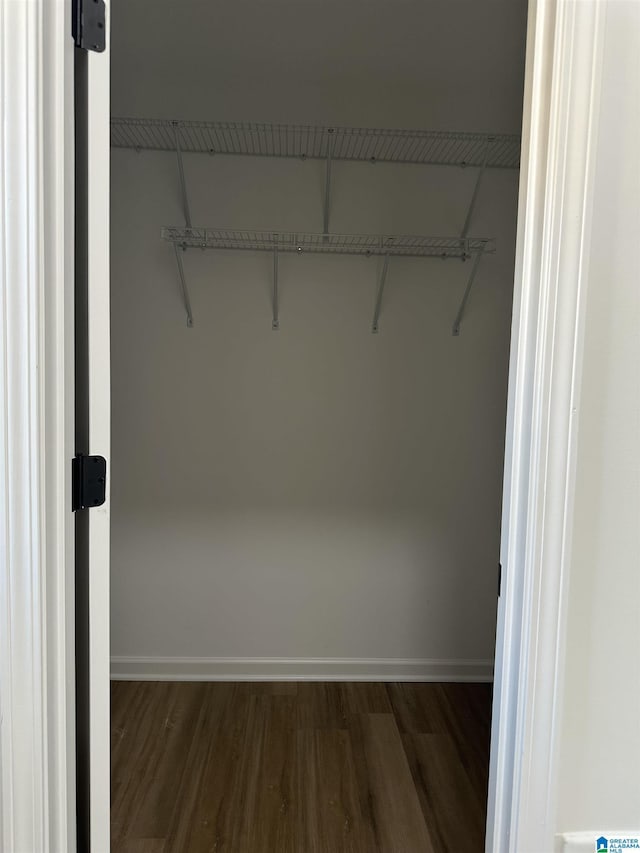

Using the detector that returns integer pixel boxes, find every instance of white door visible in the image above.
[75,4,111,850]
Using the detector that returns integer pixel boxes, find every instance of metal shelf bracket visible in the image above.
[371,254,390,334]
[173,122,192,228]
[452,244,485,336]
[323,129,335,237]
[172,123,194,327]
[173,243,193,328]
[460,136,494,245]
[272,243,280,330]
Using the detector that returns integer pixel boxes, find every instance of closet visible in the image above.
[108,1,528,849]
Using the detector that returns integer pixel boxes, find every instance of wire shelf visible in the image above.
[161,227,495,259]
[112,118,521,169]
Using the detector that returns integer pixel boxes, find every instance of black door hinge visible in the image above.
[498,562,502,598]
[72,455,107,511]
[72,0,106,52]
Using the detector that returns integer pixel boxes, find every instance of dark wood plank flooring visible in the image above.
[111,681,492,853]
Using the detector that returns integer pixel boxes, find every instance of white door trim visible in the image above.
[486,1,607,851]
[0,0,76,851]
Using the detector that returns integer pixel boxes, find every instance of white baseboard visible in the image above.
[110,656,493,682]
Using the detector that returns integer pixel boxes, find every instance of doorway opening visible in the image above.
[108,2,528,849]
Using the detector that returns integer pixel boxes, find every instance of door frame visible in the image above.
[486,1,606,850]
[0,0,110,851]
[0,0,607,850]
[1,0,76,851]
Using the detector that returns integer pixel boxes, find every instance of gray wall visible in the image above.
[109,0,526,670]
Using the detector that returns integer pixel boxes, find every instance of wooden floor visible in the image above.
[111,681,492,853]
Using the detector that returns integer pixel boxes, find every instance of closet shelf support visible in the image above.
[452,244,485,336]
[460,136,493,244]
[173,243,193,328]
[323,130,335,237]
[371,254,390,334]
[173,122,192,228]
[272,244,280,330]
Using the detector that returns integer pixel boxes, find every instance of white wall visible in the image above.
[109,0,526,674]
[555,0,640,840]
